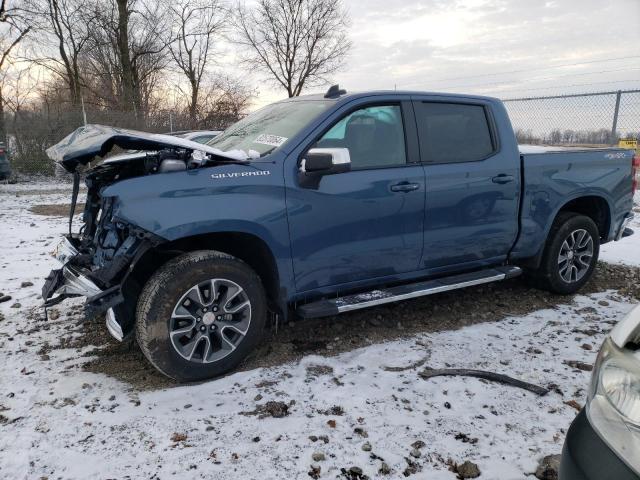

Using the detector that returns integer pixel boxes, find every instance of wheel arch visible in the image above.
[554,195,611,241]
[128,231,285,317]
[516,194,611,270]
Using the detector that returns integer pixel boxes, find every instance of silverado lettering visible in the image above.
[211,171,271,179]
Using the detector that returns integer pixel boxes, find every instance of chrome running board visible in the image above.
[297,266,522,319]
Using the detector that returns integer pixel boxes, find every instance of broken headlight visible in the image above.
[587,305,640,474]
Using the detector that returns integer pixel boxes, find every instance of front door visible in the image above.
[285,101,425,293]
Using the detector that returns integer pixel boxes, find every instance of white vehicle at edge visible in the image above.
[587,304,640,473]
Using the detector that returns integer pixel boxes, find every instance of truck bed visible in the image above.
[511,146,635,261]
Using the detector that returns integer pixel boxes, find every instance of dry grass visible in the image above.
[29,203,85,217]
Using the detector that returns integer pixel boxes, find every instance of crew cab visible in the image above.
[42,86,637,382]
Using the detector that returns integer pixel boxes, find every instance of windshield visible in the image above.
[207,100,333,157]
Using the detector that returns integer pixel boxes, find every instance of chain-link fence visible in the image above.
[503,89,640,146]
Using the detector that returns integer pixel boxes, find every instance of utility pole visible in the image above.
[81,94,87,126]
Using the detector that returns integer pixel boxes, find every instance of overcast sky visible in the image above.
[250,0,640,107]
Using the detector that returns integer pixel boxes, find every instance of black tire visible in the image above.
[136,250,267,382]
[529,212,600,294]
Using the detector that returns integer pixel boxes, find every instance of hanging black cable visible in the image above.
[69,171,80,235]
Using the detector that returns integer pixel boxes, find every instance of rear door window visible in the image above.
[414,102,495,163]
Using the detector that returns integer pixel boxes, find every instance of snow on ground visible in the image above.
[600,193,640,267]
[0,181,639,480]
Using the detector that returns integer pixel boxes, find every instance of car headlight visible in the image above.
[600,359,640,425]
[586,304,640,475]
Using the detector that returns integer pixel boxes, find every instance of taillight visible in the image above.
[633,154,640,195]
[0,149,4,155]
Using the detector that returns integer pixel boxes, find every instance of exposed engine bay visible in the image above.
[42,124,252,330]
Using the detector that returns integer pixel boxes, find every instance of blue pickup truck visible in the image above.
[43,86,637,381]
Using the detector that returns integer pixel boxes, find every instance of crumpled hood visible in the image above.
[46,124,248,172]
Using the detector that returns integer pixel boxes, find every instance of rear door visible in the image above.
[284,99,426,293]
[412,98,520,270]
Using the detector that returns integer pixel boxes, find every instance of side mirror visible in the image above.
[300,148,351,175]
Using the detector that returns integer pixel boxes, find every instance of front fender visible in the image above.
[102,161,295,295]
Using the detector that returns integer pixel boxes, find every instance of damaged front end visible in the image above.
[42,186,163,340]
[42,124,248,340]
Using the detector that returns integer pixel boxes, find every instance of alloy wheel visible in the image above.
[169,278,251,363]
[557,229,594,283]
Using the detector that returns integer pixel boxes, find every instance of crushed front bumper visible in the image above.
[42,238,102,304]
[43,227,163,341]
[42,237,126,341]
[42,264,102,302]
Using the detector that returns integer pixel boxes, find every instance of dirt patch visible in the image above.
[10,188,74,196]
[45,262,640,391]
[29,203,85,217]
[78,322,175,390]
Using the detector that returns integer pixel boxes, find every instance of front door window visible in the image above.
[316,105,407,169]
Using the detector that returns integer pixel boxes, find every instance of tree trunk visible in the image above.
[189,78,198,128]
[0,86,5,146]
[70,56,82,108]
[115,0,136,116]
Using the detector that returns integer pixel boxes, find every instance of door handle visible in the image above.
[492,174,515,184]
[390,182,420,193]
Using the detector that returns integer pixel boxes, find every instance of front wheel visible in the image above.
[530,212,600,294]
[136,250,267,382]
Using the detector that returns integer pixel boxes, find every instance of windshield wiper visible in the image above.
[200,153,251,166]
[261,147,276,157]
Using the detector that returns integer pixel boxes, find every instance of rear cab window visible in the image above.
[413,101,496,163]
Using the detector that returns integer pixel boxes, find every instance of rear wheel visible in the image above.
[529,212,600,294]
[136,250,266,382]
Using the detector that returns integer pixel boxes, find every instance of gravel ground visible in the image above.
[63,262,639,391]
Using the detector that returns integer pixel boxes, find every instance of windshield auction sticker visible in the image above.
[254,134,288,147]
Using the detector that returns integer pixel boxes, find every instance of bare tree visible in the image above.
[41,0,93,107]
[3,64,39,162]
[0,1,31,68]
[199,75,254,128]
[1,0,32,142]
[85,0,170,122]
[123,0,171,119]
[235,0,350,97]
[170,0,226,126]
[20,0,94,122]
